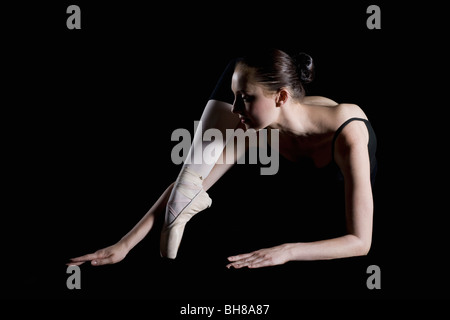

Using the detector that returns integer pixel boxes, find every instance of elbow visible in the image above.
[359,244,371,256]
[356,238,372,256]
[349,235,372,257]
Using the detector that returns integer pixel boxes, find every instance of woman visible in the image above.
[68,48,377,269]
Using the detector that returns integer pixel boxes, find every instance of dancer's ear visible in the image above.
[275,89,289,107]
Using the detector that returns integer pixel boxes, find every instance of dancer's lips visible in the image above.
[239,116,250,124]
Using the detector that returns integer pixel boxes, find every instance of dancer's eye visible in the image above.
[242,95,253,102]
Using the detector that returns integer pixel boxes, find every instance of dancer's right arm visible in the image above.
[67,183,174,266]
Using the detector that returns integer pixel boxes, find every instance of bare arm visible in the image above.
[227,121,373,268]
[288,120,373,260]
[68,183,174,266]
[120,183,174,250]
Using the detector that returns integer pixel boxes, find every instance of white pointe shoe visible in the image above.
[160,168,212,259]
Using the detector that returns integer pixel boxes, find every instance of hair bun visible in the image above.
[293,52,314,84]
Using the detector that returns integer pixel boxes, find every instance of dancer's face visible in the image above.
[231,68,280,130]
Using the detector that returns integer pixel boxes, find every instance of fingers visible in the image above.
[245,258,272,269]
[90,256,115,266]
[226,252,266,269]
[69,252,101,263]
[66,260,85,266]
[227,252,254,262]
[226,247,284,269]
[67,250,110,266]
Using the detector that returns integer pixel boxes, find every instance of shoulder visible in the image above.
[335,119,369,147]
[333,116,370,174]
[333,103,369,147]
[333,103,368,123]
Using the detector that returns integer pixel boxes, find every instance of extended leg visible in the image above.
[161,59,241,259]
[160,100,239,259]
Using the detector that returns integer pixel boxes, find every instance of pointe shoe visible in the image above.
[160,168,212,259]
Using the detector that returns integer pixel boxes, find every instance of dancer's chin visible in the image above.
[241,120,255,130]
[245,123,265,132]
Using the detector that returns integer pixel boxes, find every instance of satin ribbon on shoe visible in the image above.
[160,168,212,259]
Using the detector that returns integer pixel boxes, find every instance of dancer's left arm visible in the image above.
[227,122,373,269]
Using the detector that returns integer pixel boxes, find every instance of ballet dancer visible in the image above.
[68,48,377,269]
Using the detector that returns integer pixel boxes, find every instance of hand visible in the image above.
[67,241,129,267]
[226,244,292,269]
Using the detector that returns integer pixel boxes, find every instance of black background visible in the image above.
[2,0,449,308]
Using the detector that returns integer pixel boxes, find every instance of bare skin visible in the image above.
[69,68,374,269]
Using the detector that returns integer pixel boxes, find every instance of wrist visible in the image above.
[282,243,297,262]
[118,236,134,252]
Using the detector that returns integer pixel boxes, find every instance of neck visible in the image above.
[268,100,316,136]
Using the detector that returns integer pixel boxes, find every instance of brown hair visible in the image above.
[236,48,314,101]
